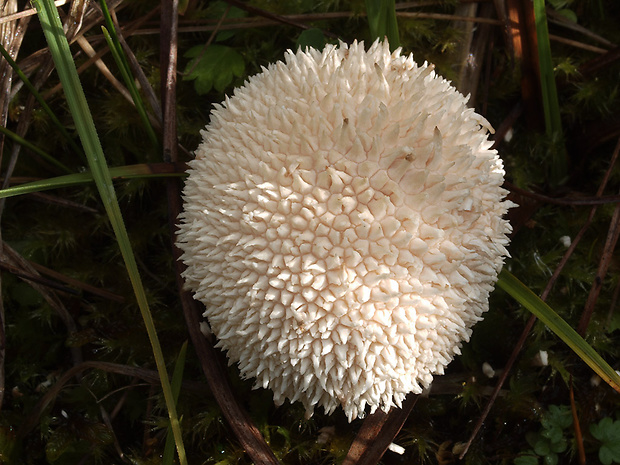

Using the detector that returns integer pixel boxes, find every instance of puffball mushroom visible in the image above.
[177,40,513,421]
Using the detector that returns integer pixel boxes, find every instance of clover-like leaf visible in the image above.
[591,418,620,465]
[541,405,572,443]
[183,45,245,95]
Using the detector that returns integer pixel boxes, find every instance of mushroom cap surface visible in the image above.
[177,40,513,421]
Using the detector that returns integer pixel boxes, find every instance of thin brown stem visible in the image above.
[343,395,418,465]
[577,193,620,335]
[569,378,586,465]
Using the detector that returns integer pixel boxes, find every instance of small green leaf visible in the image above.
[526,431,539,449]
[549,438,567,454]
[297,28,326,51]
[514,453,540,465]
[600,447,615,465]
[184,45,245,94]
[591,417,620,465]
[591,417,613,440]
[541,405,572,442]
[543,453,558,465]
[533,437,551,457]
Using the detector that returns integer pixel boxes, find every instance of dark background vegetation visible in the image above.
[0,0,619,464]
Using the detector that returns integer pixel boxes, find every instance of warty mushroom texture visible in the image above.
[177,39,513,422]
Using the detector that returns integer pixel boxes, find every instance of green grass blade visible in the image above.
[0,42,85,160]
[532,0,566,184]
[0,124,72,173]
[0,163,185,199]
[32,1,187,463]
[162,341,188,465]
[98,0,159,150]
[497,269,620,393]
[365,0,400,50]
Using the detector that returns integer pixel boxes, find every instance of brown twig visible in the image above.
[0,259,83,296]
[457,3,495,105]
[606,281,620,331]
[398,11,502,24]
[28,260,125,303]
[451,2,478,96]
[74,33,133,102]
[23,191,99,212]
[577,189,620,335]
[99,404,129,462]
[549,33,608,54]
[160,0,178,163]
[492,0,514,59]
[547,8,615,48]
[0,243,81,328]
[577,137,620,338]
[343,395,418,465]
[579,46,620,78]
[505,182,620,206]
[569,378,586,465]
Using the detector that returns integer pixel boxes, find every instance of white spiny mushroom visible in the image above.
[177,40,513,421]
